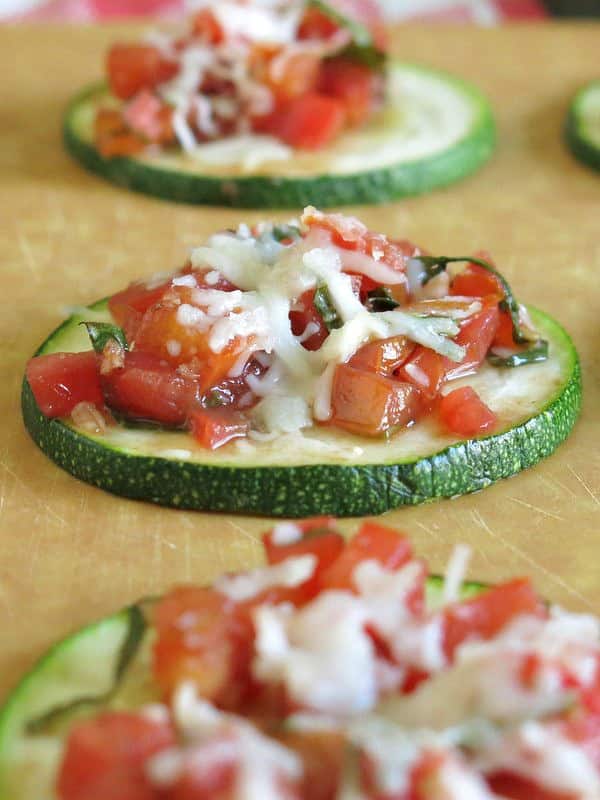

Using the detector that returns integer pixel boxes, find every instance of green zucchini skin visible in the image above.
[565,80,600,172]
[63,64,496,209]
[21,307,581,518]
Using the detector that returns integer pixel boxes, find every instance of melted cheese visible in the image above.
[215,554,316,602]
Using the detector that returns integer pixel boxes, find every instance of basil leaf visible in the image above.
[27,605,146,734]
[314,285,343,331]
[487,339,549,368]
[81,321,128,353]
[412,256,528,344]
[308,0,386,69]
[271,224,301,243]
[367,287,399,312]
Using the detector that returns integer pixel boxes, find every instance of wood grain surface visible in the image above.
[1,23,599,700]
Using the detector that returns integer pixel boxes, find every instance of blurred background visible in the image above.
[1,0,599,22]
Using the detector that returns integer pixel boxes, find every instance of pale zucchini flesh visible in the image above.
[63,62,496,208]
[21,300,581,516]
[566,79,600,172]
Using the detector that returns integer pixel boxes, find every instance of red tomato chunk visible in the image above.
[439,386,497,437]
[26,352,103,417]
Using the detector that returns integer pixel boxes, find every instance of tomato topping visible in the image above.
[265,50,321,102]
[106,44,178,100]
[122,90,174,144]
[277,730,345,800]
[289,289,329,351]
[397,346,447,398]
[320,521,413,592]
[153,586,254,708]
[189,407,249,450]
[261,93,346,150]
[165,738,238,800]
[442,578,542,660]
[101,351,199,426]
[57,712,174,800]
[438,386,497,437]
[487,773,574,800]
[263,518,344,577]
[26,352,103,418]
[318,57,382,126]
[330,364,423,437]
[297,7,340,40]
[450,254,504,301]
[108,279,174,342]
[349,336,414,376]
[96,132,146,158]
[445,304,500,381]
[493,309,518,348]
[192,8,224,44]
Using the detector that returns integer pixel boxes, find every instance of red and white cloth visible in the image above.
[1,0,547,23]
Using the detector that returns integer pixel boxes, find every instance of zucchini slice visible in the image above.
[21,301,581,517]
[565,79,600,172]
[63,62,495,208]
[0,578,484,800]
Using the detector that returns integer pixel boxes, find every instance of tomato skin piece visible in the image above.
[439,386,497,438]
[330,365,423,437]
[289,289,329,351]
[445,304,500,382]
[486,772,575,800]
[57,712,174,800]
[107,44,178,100]
[317,57,382,126]
[442,577,543,661]
[265,50,321,102]
[349,336,414,376]
[261,93,346,150]
[397,345,447,398]
[189,407,249,450]
[101,351,199,427]
[26,352,103,418]
[320,521,413,591]
[153,586,254,708]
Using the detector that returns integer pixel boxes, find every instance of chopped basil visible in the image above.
[366,287,400,312]
[308,0,386,69]
[412,255,528,344]
[26,605,146,734]
[81,321,128,353]
[314,284,343,331]
[487,339,549,368]
[271,223,302,243]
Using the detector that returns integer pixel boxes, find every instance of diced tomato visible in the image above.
[263,521,345,590]
[450,253,504,300]
[166,738,237,800]
[277,730,345,800]
[95,108,125,139]
[297,7,340,40]
[97,132,147,158]
[122,90,174,144]
[330,364,423,437]
[320,521,413,592]
[57,712,174,800]
[205,357,265,410]
[106,44,178,100]
[189,407,249,450]
[289,289,329,351]
[442,578,543,660]
[265,50,321,102]
[317,57,382,126]
[438,386,497,437]
[493,309,517,348]
[101,351,199,426]
[487,773,574,800]
[299,0,387,50]
[153,586,254,708]
[108,279,173,341]
[445,304,500,381]
[260,93,346,150]
[26,352,103,418]
[397,346,447,398]
[192,8,224,44]
[349,336,414,376]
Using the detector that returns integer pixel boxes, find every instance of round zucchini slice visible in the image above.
[565,79,600,172]
[63,62,495,208]
[0,577,484,800]
[22,301,581,517]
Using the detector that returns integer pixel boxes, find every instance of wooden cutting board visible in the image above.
[1,22,599,700]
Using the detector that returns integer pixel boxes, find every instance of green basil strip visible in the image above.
[313,284,343,331]
[414,256,528,344]
[81,321,128,353]
[271,223,302,243]
[367,287,399,312]
[487,339,549,368]
[308,0,386,69]
[27,605,146,734]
